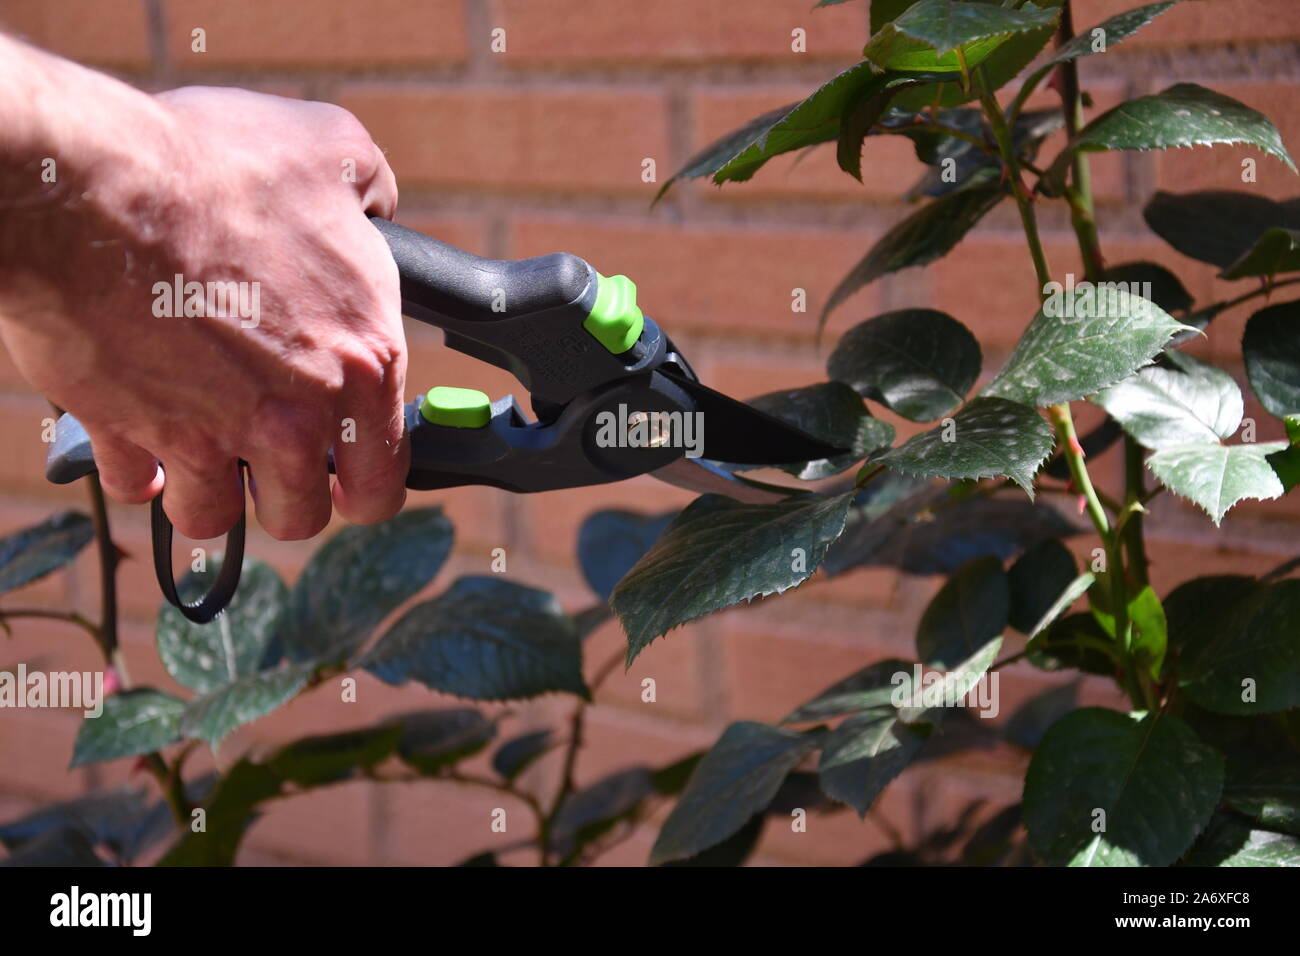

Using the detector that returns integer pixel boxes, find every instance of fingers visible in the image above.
[245,407,334,541]
[332,365,409,526]
[360,143,398,219]
[160,456,245,540]
[88,430,163,504]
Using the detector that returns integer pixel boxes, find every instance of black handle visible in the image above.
[370,217,664,410]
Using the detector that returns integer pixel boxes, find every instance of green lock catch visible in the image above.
[585,272,644,354]
[419,386,491,428]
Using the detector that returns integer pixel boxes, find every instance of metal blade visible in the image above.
[650,457,795,504]
[658,370,848,465]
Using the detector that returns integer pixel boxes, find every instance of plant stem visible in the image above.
[976,70,1051,290]
[0,607,101,639]
[1123,437,1150,586]
[85,472,119,657]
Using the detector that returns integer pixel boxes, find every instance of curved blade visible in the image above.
[659,370,848,465]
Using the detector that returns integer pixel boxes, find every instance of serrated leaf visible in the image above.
[1185,707,1300,836]
[878,397,1054,495]
[1024,709,1224,866]
[1147,441,1288,525]
[1168,577,1300,714]
[267,725,402,787]
[916,556,1007,669]
[1045,83,1296,193]
[492,729,552,782]
[180,662,315,747]
[740,382,894,479]
[862,0,1059,72]
[1143,190,1300,270]
[818,710,931,816]
[392,708,496,775]
[363,576,586,701]
[1096,351,1243,451]
[554,767,655,860]
[1221,227,1300,281]
[1009,2,1176,118]
[905,107,1060,200]
[650,722,821,865]
[612,493,854,665]
[1006,538,1076,634]
[984,288,1191,407]
[284,508,453,663]
[1243,300,1300,418]
[822,186,1004,326]
[827,309,982,422]
[782,658,914,724]
[576,509,676,602]
[1182,813,1300,867]
[70,689,185,768]
[0,511,93,597]
[659,63,935,196]
[155,558,288,693]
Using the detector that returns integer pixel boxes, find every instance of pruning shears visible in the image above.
[44,218,844,623]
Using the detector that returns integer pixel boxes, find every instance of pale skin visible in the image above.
[0,35,410,541]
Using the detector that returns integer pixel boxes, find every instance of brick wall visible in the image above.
[1,0,1297,866]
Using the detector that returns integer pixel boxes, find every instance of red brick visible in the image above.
[166,0,467,69]
[585,611,713,722]
[339,86,670,195]
[0,0,151,70]
[508,217,881,338]
[1141,535,1282,598]
[488,0,866,64]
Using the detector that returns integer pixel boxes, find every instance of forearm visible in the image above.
[0,34,181,321]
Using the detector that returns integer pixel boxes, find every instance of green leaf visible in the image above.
[554,767,655,860]
[659,814,764,867]
[363,576,587,702]
[612,493,854,665]
[983,288,1192,407]
[576,509,676,602]
[1024,709,1224,866]
[650,722,821,865]
[155,558,288,693]
[1127,585,1169,679]
[916,556,1007,669]
[1007,538,1076,634]
[1147,441,1288,525]
[71,689,185,767]
[822,186,1004,326]
[392,708,496,775]
[1008,2,1176,118]
[1168,577,1300,714]
[1243,300,1300,418]
[492,729,553,782]
[1269,416,1300,492]
[742,383,895,479]
[284,507,453,663]
[659,63,935,196]
[782,658,914,724]
[904,107,1060,200]
[1182,813,1300,866]
[158,759,283,866]
[878,396,1054,495]
[897,635,1001,724]
[180,662,315,746]
[1221,227,1300,281]
[1099,261,1194,316]
[862,0,1059,73]
[1095,351,1243,451]
[0,511,93,597]
[1185,708,1300,836]
[1026,611,1117,675]
[1045,83,1297,193]
[818,710,931,816]
[826,309,982,422]
[266,725,401,787]
[1144,189,1300,270]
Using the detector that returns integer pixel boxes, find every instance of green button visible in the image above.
[419,386,491,428]
[584,272,644,354]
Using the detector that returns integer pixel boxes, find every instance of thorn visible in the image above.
[102,666,120,697]
[1068,434,1086,458]
[1077,495,1088,516]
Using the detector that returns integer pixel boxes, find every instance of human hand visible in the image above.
[0,80,409,540]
